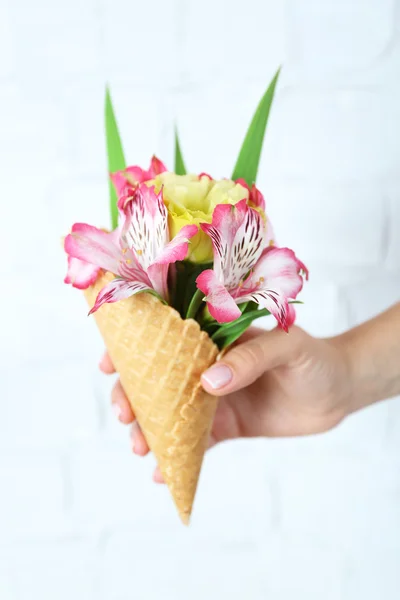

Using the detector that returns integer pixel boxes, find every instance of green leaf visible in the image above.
[174,127,187,175]
[210,299,304,349]
[141,289,168,305]
[105,86,126,229]
[171,261,212,318]
[185,288,205,320]
[239,300,258,314]
[202,320,220,337]
[231,67,281,186]
[211,308,271,349]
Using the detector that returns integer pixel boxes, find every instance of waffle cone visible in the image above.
[84,272,218,524]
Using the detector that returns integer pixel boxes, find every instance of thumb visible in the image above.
[201,326,305,396]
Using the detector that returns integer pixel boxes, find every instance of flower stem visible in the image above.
[185,288,205,320]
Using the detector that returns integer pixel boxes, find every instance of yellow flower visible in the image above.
[152,172,249,263]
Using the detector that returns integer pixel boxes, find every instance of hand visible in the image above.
[99,352,166,483]
[100,325,354,483]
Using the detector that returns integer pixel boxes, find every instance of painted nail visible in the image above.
[202,364,233,390]
[112,402,122,420]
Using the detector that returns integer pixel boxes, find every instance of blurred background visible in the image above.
[1,0,400,598]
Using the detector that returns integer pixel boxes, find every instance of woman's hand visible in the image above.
[101,301,400,482]
[100,325,355,483]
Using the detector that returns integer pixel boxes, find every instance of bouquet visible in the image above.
[63,69,308,524]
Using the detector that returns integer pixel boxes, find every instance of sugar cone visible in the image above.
[84,272,218,524]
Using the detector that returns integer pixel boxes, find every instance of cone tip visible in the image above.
[180,512,191,526]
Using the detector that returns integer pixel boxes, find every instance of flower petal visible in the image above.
[246,247,307,299]
[196,270,241,324]
[151,224,198,265]
[122,184,168,270]
[110,171,134,200]
[249,184,266,211]
[111,168,142,212]
[200,199,265,288]
[237,287,290,332]
[124,165,149,184]
[235,180,266,212]
[234,178,249,190]
[149,155,167,177]
[112,159,166,212]
[235,247,308,331]
[285,303,296,329]
[265,217,275,247]
[88,278,152,315]
[112,157,167,206]
[64,223,121,274]
[64,256,101,290]
[147,224,198,298]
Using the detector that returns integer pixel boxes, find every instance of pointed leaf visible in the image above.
[172,260,212,317]
[174,127,187,175]
[211,308,271,348]
[105,86,126,229]
[185,288,205,320]
[211,300,303,349]
[231,67,281,186]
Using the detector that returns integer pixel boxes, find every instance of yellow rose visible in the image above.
[152,172,249,263]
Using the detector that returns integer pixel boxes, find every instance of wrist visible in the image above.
[335,328,373,414]
[334,304,400,413]
[326,331,366,417]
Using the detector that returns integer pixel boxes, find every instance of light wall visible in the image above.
[0,0,399,598]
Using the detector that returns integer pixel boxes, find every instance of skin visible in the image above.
[100,302,400,484]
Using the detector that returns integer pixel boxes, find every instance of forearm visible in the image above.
[339,302,400,412]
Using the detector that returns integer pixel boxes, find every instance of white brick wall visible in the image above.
[1,0,399,598]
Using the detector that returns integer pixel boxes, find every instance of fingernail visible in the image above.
[202,364,233,390]
[112,402,122,420]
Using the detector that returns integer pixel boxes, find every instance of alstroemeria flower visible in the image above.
[64,185,198,313]
[196,200,308,331]
[64,227,121,290]
[235,178,275,246]
[111,155,167,210]
[64,156,167,291]
[64,256,101,290]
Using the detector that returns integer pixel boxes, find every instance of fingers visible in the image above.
[110,381,147,452]
[202,326,305,396]
[99,352,115,374]
[103,353,131,423]
[105,362,159,482]
[130,421,150,456]
[104,352,222,486]
[153,466,165,484]
[111,380,135,424]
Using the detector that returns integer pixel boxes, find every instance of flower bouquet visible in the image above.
[63,69,308,524]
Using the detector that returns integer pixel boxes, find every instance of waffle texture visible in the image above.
[84,272,219,523]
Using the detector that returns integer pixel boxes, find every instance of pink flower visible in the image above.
[234,179,265,211]
[64,184,197,313]
[64,156,168,291]
[64,227,121,290]
[285,303,297,329]
[234,178,275,246]
[64,257,101,290]
[196,200,308,331]
[111,155,167,211]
